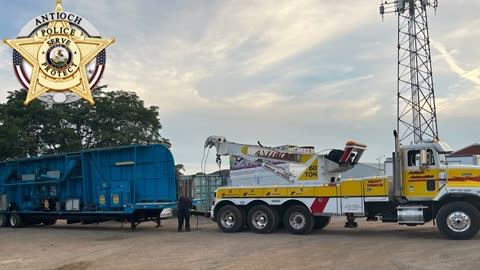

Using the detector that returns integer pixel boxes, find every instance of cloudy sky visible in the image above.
[1,0,479,174]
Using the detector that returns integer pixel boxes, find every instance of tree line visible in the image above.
[0,86,174,164]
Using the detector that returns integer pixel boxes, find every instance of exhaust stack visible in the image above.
[393,130,403,200]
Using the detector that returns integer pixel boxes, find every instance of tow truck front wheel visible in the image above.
[217,205,245,233]
[437,202,480,240]
[284,205,314,235]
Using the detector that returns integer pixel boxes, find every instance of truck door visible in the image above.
[402,148,440,199]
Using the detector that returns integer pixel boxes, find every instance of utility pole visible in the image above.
[377,154,386,175]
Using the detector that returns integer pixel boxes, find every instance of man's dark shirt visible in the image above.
[178,196,192,211]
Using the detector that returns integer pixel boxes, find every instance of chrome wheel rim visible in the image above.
[220,211,236,228]
[252,211,268,229]
[289,212,306,229]
[446,211,471,233]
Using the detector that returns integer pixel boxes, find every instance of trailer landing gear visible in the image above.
[155,214,162,228]
[129,212,162,230]
[344,214,358,228]
[130,218,140,230]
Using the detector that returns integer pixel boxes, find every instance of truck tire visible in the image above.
[437,201,480,240]
[247,205,279,234]
[314,216,331,230]
[217,205,245,233]
[284,205,314,235]
[9,214,23,228]
[0,214,8,227]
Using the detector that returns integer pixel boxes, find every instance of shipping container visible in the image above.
[193,174,225,211]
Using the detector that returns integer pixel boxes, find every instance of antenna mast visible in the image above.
[380,0,439,144]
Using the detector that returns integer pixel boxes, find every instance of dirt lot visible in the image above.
[1,217,480,270]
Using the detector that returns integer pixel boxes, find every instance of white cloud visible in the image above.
[344,96,382,118]
[0,45,11,72]
[431,40,480,85]
[445,19,480,40]
[67,0,380,114]
[234,1,375,74]
[224,91,295,109]
[307,75,375,97]
[428,40,480,120]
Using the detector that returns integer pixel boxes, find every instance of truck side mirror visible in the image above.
[420,149,428,169]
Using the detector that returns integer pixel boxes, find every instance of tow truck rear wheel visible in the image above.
[314,216,331,230]
[284,205,314,235]
[437,201,480,240]
[217,205,245,233]
[247,205,279,234]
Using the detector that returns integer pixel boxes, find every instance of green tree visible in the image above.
[175,164,185,179]
[0,86,170,161]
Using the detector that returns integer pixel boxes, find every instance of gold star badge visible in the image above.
[3,0,114,105]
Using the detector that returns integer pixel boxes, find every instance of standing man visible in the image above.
[177,194,192,232]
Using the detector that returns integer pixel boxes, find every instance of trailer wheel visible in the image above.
[0,214,8,227]
[43,219,57,226]
[9,214,23,228]
[314,216,331,230]
[284,205,314,235]
[247,205,279,234]
[437,201,480,240]
[217,205,245,233]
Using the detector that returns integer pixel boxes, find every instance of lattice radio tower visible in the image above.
[380,0,439,144]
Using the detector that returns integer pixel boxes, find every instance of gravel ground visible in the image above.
[1,217,480,270]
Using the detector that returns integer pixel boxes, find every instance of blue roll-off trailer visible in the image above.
[0,144,178,229]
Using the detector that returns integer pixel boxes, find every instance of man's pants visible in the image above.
[178,210,190,232]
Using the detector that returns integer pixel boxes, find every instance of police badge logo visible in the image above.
[3,0,114,105]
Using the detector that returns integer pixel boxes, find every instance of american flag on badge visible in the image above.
[13,49,106,91]
[13,50,29,90]
[88,49,106,90]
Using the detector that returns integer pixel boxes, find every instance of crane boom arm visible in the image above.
[204,135,316,165]
[205,135,368,184]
